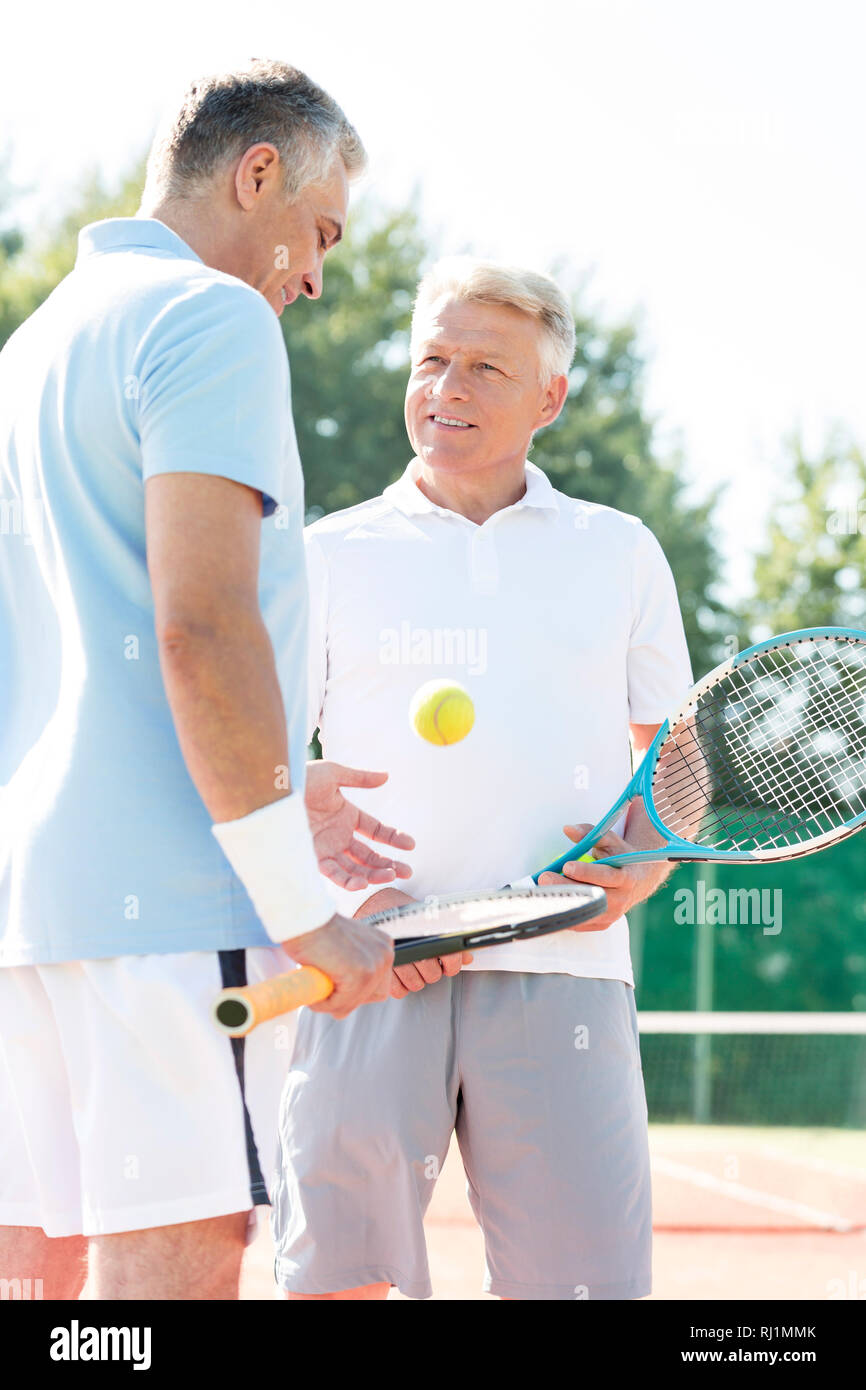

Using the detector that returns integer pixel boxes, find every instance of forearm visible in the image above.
[158,610,290,823]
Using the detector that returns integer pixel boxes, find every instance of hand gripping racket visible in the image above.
[536,627,866,878]
[213,883,606,1036]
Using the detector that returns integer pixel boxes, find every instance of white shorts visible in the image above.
[0,946,298,1238]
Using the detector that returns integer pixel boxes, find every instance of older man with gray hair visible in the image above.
[0,60,407,1301]
[273,257,693,1300]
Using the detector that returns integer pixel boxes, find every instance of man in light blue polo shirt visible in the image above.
[0,60,408,1300]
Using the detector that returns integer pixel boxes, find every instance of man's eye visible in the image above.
[422,355,444,365]
[319,234,328,251]
[479,362,497,372]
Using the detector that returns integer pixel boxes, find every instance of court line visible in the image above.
[652,1155,854,1232]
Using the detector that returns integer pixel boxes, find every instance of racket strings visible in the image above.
[683,660,866,848]
[690,672,855,841]
[372,887,599,935]
[662,648,866,848]
[721,650,866,826]
[651,636,866,853]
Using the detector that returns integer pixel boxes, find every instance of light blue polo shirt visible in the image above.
[0,218,309,963]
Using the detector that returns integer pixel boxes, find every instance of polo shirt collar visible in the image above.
[384,458,560,520]
[76,217,203,269]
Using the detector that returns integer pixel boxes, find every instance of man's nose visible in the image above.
[302,265,324,300]
[430,363,469,398]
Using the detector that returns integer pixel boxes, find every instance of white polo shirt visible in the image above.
[306,459,693,983]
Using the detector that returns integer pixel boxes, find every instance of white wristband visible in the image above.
[212,793,336,944]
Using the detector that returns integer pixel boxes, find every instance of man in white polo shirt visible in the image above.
[271,258,693,1300]
[0,61,405,1301]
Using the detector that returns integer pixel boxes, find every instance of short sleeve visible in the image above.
[303,530,329,742]
[138,280,297,515]
[627,523,693,722]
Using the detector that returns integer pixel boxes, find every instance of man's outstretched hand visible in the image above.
[305,761,415,891]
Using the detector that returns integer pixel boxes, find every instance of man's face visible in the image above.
[405,297,561,474]
[231,151,349,314]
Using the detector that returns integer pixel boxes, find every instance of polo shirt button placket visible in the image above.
[470,523,500,596]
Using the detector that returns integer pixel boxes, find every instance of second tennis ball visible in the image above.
[410,679,475,746]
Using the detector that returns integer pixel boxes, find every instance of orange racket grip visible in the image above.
[212,966,334,1037]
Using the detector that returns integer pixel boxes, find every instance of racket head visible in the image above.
[367,884,607,964]
[646,628,866,862]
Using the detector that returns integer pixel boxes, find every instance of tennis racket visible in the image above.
[535,626,866,878]
[213,883,606,1036]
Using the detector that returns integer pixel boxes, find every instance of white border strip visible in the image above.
[639,1011,866,1035]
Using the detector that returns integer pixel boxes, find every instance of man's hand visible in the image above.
[354,887,473,1000]
[284,913,396,1019]
[305,761,415,891]
[537,822,670,931]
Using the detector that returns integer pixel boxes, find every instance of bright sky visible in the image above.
[3,0,864,601]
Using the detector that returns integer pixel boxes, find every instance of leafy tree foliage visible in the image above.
[748,435,866,635]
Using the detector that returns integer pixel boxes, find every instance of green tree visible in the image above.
[0,160,27,347]
[748,435,866,635]
[284,200,428,516]
[0,161,146,350]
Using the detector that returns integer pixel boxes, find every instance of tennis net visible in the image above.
[639,1011,866,1126]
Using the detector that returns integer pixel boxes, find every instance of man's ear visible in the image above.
[234,142,281,211]
[534,373,570,431]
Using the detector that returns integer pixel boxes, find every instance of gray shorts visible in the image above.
[272,972,651,1300]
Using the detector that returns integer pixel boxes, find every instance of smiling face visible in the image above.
[215,145,349,315]
[405,296,567,479]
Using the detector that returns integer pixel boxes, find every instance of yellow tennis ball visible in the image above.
[409,679,475,746]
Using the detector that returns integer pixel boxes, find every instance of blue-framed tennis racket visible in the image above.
[536,627,866,877]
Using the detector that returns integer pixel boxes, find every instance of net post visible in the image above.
[692,862,716,1122]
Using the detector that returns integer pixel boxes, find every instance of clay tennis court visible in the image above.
[240,1125,866,1300]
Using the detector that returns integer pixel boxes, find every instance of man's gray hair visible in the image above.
[412,257,576,381]
[143,58,366,204]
